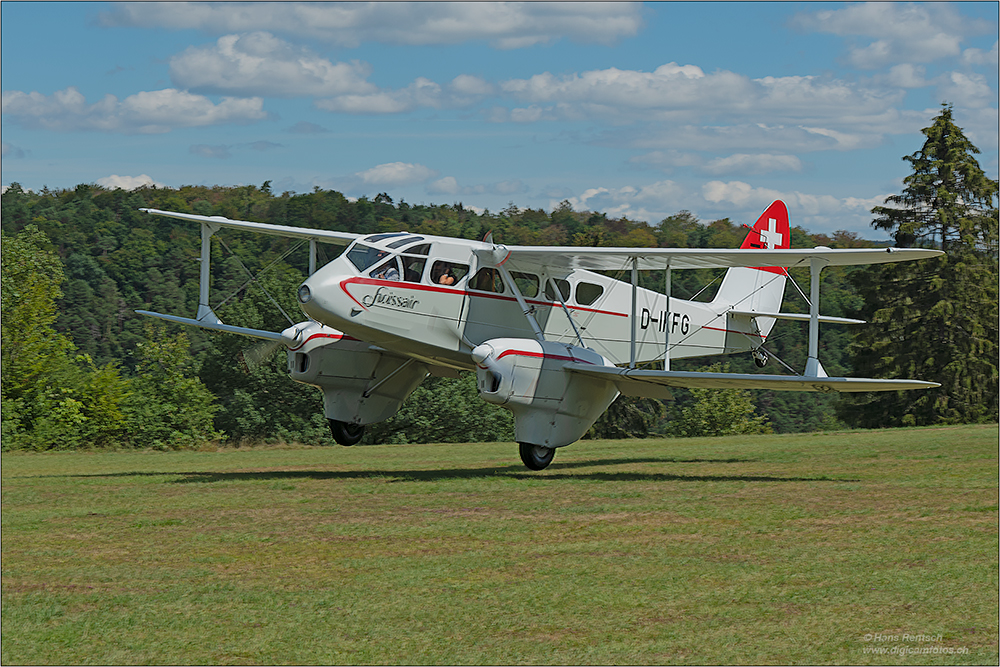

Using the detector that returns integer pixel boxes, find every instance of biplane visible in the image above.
[138,200,941,469]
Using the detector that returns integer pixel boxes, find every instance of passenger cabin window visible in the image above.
[430,261,468,286]
[511,272,539,298]
[576,282,604,306]
[544,278,570,302]
[470,268,505,293]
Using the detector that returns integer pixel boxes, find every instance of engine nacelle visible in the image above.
[283,322,427,425]
[472,338,620,449]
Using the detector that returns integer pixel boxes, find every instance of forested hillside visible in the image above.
[0,182,939,449]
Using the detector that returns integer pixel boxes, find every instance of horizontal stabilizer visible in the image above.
[729,310,865,325]
[565,363,939,396]
[136,310,282,341]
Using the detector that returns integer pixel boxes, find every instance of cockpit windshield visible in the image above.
[346,243,391,272]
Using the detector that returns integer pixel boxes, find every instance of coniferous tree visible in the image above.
[840,104,999,427]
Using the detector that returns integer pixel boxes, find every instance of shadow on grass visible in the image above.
[37,455,856,484]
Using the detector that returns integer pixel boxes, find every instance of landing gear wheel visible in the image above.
[329,420,365,446]
[519,443,555,471]
[752,348,769,368]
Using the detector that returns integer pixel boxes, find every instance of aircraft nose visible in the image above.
[297,283,312,305]
[296,269,343,326]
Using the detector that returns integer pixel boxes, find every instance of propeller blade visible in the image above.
[237,338,285,373]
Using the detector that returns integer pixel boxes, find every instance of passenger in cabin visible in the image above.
[432,262,456,285]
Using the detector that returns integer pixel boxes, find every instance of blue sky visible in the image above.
[2,2,997,238]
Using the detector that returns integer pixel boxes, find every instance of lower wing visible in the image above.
[565,363,939,399]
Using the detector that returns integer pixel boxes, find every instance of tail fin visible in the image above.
[712,200,789,336]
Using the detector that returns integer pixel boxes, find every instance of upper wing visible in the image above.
[480,244,942,272]
[140,208,363,245]
[566,363,940,398]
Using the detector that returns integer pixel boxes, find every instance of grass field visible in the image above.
[2,425,997,665]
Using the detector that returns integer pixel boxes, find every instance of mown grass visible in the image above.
[2,425,997,665]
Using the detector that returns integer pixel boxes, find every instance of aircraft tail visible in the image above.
[711,200,790,339]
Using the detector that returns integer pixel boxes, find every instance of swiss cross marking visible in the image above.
[759,217,782,249]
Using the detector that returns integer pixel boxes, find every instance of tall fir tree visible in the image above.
[840,104,999,427]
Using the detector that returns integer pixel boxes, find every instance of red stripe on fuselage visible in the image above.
[339,276,628,318]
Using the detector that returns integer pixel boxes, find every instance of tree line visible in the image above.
[2,105,995,450]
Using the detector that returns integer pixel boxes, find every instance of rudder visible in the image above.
[712,200,790,336]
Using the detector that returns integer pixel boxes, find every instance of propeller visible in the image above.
[471,342,503,392]
[236,323,311,373]
[237,338,285,373]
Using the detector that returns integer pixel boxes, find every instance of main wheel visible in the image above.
[329,419,365,446]
[519,443,555,470]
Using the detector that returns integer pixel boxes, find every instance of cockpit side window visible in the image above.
[347,243,389,272]
[369,257,401,281]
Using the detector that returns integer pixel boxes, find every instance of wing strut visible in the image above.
[496,263,546,343]
[805,257,828,377]
[630,257,638,368]
[197,221,223,324]
[664,261,671,371]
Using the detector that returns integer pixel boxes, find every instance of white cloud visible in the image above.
[428,176,461,196]
[565,180,687,223]
[703,180,864,218]
[170,33,377,98]
[95,174,164,190]
[609,121,895,155]
[100,2,643,49]
[880,64,929,89]
[288,121,328,134]
[316,78,446,114]
[957,107,1000,152]
[426,176,528,197]
[497,63,903,133]
[704,154,803,176]
[1,87,267,134]
[962,40,999,68]
[790,3,989,69]
[936,71,997,109]
[191,144,232,159]
[629,150,703,171]
[356,162,438,187]
[2,142,27,159]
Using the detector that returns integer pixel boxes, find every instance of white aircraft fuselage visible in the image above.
[297,232,780,372]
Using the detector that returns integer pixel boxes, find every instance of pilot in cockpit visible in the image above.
[370,252,400,281]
